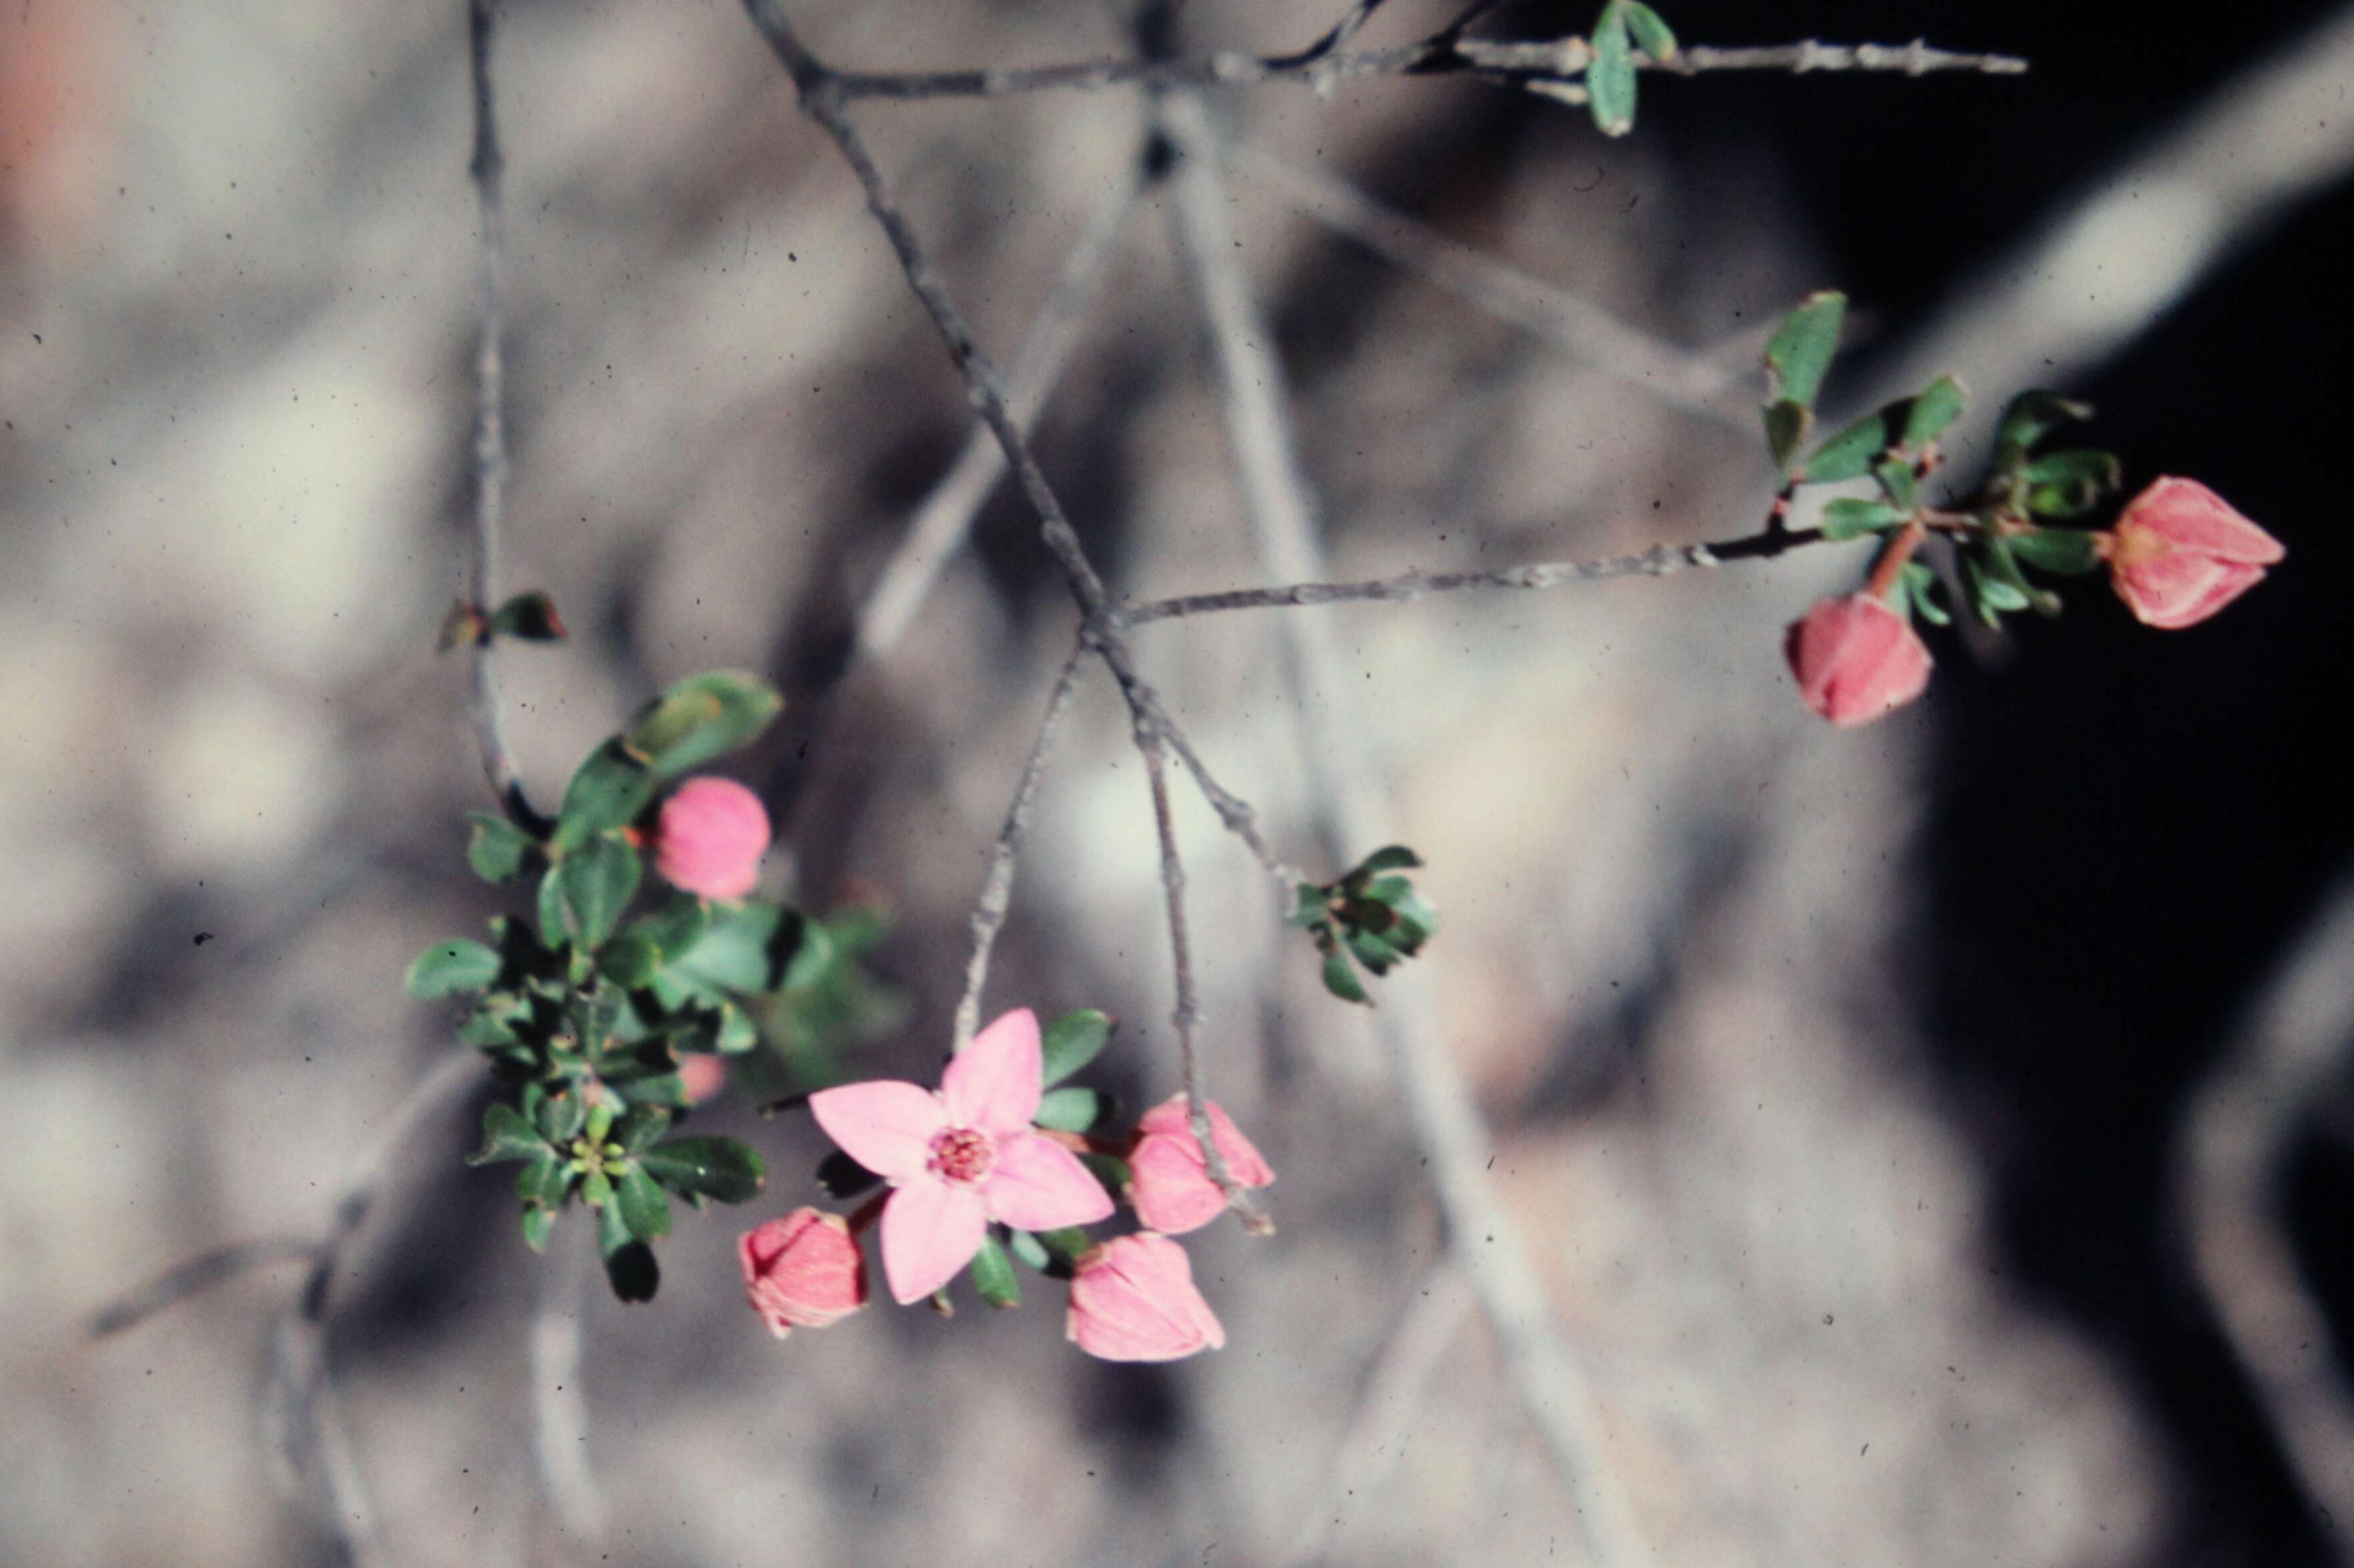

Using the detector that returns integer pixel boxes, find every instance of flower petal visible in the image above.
[1138,1095,1276,1189]
[879,1179,988,1305]
[941,1007,1043,1136]
[1126,1132,1228,1236]
[983,1131,1116,1231]
[1065,1233,1224,1362]
[807,1080,944,1180]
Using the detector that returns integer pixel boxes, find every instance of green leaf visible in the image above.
[639,1136,766,1203]
[1798,410,1887,483]
[1033,1085,1114,1134]
[1898,375,1969,451]
[1765,399,1813,474]
[466,812,536,884]
[632,892,711,962]
[1350,845,1424,879]
[551,834,642,952]
[534,1086,588,1145]
[406,938,502,999]
[600,928,660,989]
[1035,1227,1092,1264]
[597,1202,659,1303]
[580,1167,615,1208]
[1985,538,2061,615]
[1873,458,1919,511]
[615,1164,671,1241]
[536,865,568,952]
[1586,3,1636,137]
[1763,291,1846,411]
[1288,883,1329,929]
[1077,1151,1132,1196]
[1898,562,1952,628]
[469,1102,548,1165]
[623,670,785,779]
[2020,449,2122,520]
[1961,552,2027,624]
[1820,498,1910,541]
[970,1235,1020,1309]
[1995,390,2094,465]
[1039,1009,1114,1086]
[487,590,566,642]
[1347,928,1400,976]
[520,1206,556,1253]
[517,1151,574,1210]
[668,902,804,996]
[550,740,657,855]
[2009,527,2104,576]
[1007,1228,1053,1273]
[1621,0,1677,59]
[1322,949,1371,1005]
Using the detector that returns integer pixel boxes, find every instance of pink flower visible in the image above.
[808,1008,1114,1305]
[1066,1233,1226,1362]
[1784,592,1932,727]
[1126,1095,1275,1235]
[738,1207,867,1338]
[2101,476,2285,629]
[679,1054,727,1106]
[652,777,771,900]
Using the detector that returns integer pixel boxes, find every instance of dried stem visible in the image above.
[954,634,1091,1053]
[464,0,542,830]
[1140,719,1271,1233]
[824,32,2024,104]
[1159,88,1645,1559]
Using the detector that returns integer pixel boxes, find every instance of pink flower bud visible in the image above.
[679,1053,726,1106]
[2102,476,2285,629]
[1784,592,1932,727]
[1125,1095,1275,1236]
[1065,1233,1226,1362]
[738,1207,867,1338]
[653,777,771,900]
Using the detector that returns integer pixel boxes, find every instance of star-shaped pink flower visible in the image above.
[808,1008,1115,1304]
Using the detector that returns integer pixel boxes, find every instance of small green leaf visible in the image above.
[1820,498,1911,541]
[488,590,566,642]
[550,740,657,855]
[1995,390,2094,466]
[1898,562,1952,627]
[1763,291,1846,412]
[1621,0,1677,59]
[615,1165,671,1241]
[2021,449,2123,519]
[1033,1085,1114,1134]
[1039,1009,1114,1085]
[623,670,785,779]
[536,865,568,952]
[1873,458,1919,511]
[1797,410,1887,483]
[601,928,660,989]
[1077,1151,1132,1196]
[535,1087,588,1144]
[1322,949,1371,1006]
[1898,375,1969,451]
[633,892,711,961]
[466,812,536,884]
[1586,3,1636,137]
[639,1136,766,1203]
[970,1235,1020,1308]
[1766,399,1814,473]
[518,1152,574,1210]
[520,1207,556,1253]
[1288,883,1329,929]
[580,1167,615,1209]
[1350,845,1424,879]
[1007,1228,1053,1273]
[552,834,642,952]
[470,1102,548,1165]
[1035,1227,1092,1263]
[1347,928,1400,976]
[407,938,503,999]
[668,902,804,995]
[597,1202,659,1303]
[2009,527,2104,576]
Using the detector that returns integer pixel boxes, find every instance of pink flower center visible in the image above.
[929,1126,995,1185]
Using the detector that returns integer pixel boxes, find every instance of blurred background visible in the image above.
[5,0,2352,1563]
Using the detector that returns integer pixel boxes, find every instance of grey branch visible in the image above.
[2178,867,2354,1550]
[1139,717,1272,1233]
[954,636,1090,1054]
[741,0,1295,894]
[825,32,2023,104]
[464,0,540,829]
[1159,88,1646,1559]
[1238,146,1750,429]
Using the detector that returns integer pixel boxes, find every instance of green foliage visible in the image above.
[623,670,784,779]
[407,939,502,998]
[1295,845,1438,1006]
[970,1235,1020,1308]
[1586,3,1637,137]
[1039,1009,1114,1086]
[1033,1085,1115,1135]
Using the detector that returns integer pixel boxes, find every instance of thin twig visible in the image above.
[1140,720,1271,1233]
[741,0,1297,896]
[464,0,542,830]
[2178,866,2354,1552]
[1120,528,1818,625]
[854,162,1151,662]
[954,634,1091,1053]
[1159,89,1645,1560]
[1237,146,1749,429]
[826,33,2024,103]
